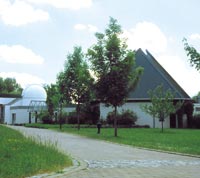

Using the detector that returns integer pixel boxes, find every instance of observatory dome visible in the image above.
[22,85,47,101]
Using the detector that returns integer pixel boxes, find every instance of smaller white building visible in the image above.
[0,85,47,124]
[193,103,200,116]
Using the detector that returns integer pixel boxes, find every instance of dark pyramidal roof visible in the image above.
[128,49,190,100]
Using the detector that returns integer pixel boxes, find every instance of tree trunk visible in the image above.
[114,106,118,137]
[161,121,164,133]
[35,111,38,123]
[77,103,80,130]
[59,104,62,130]
[153,116,155,128]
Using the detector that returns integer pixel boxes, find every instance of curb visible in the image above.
[29,159,88,178]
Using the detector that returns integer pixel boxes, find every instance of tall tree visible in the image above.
[183,38,200,71]
[57,46,94,130]
[141,85,180,132]
[87,17,143,137]
[0,77,4,93]
[45,84,61,121]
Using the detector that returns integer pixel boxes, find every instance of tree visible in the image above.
[141,102,157,128]
[45,84,61,122]
[141,85,180,132]
[0,77,4,93]
[87,17,143,137]
[0,77,22,94]
[183,38,200,71]
[57,46,94,130]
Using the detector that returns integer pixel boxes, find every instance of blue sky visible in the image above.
[0,0,200,97]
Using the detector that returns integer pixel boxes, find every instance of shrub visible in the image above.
[192,114,200,129]
[106,109,137,126]
[67,103,100,125]
[79,102,100,124]
[67,111,85,124]
[38,112,53,124]
[67,112,77,124]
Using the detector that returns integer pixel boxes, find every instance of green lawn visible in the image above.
[64,127,200,156]
[26,123,200,156]
[0,125,72,178]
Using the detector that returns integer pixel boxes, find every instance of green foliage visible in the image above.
[45,84,61,117]
[0,125,72,178]
[57,46,94,104]
[192,91,200,102]
[57,46,94,130]
[106,109,137,126]
[184,101,194,116]
[79,102,100,124]
[183,38,200,71]
[87,17,143,136]
[141,85,181,132]
[67,111,84,124]
[67,103,100,125]
[38,111,53,124]
[0,77,22,94]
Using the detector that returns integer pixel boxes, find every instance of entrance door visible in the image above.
[170,113,176,128]
[12,113,16,125]
[0,105,4,123]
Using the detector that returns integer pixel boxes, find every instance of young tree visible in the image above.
[141,85,180,132]
[57,46,94,130]
[87,17,143,137]
[141,103,157,128]
[183,38,200,71]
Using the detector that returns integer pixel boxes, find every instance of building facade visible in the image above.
[99,49,192,128]
[0,84,47,124]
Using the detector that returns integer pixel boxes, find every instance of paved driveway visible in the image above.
[9,126,200,178]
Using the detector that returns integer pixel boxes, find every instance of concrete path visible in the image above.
[9,126,200,178]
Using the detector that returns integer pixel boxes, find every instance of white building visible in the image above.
[0,84,47,124]
[0,49,193,128]
[99,49,192,128]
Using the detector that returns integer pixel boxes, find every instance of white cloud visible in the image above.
[0,45,44,64]
[157,55,200,97]
[0,72,45,88]
[88,24,98,32]
[122,21,200,97]
[0,0,49,26]
[74,23,98,32]
[26,0,92,10]
[123,21,167,54]
[74,24,87,30]
[190,33,200,41]
[0,0,10,13]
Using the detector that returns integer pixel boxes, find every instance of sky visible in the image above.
[0,0,200,97]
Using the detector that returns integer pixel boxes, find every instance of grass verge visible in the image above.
[0,125,72,178]
[25,123,200,156]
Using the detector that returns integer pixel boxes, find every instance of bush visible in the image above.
[67,112,77,124]
[106,109,137,126]
[67,102,100,125]
[39,112,53,124]
[192,114,200,129]
[67,111,85,124]
[78,102,100,124]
